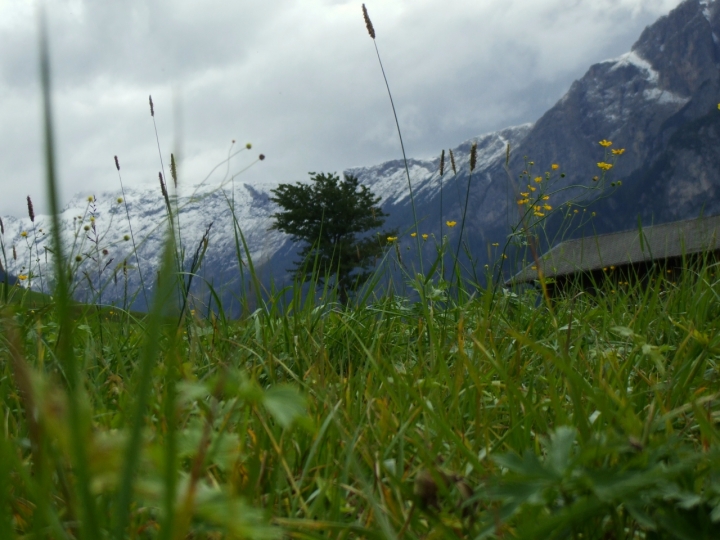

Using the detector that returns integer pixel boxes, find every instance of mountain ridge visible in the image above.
[3,0,720,309]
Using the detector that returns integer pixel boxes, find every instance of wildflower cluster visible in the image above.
[515,163,562,223]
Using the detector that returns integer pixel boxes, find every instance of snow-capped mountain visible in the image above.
[3,0,720,308]
[1,181,286,312]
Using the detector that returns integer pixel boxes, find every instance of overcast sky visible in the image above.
[0,0,683,218]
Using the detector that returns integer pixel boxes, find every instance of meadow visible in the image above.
[4,230,720,539]
[2,7,720,539]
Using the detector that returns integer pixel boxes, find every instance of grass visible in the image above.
[3,255,720,539]
[2,7,720,539]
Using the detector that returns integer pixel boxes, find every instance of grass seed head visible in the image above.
[439,149,445,177]
[159,172,168,199]
[0,216,4,235]
[449,149,457,175]
[114,155,120,171]
[149,95,154,117]
[470,141,478,172]
[13,245,16,260]
[26,196,35,223]
[362,4,375,39]
[170,153,178,188]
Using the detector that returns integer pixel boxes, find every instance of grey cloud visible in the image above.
[0,0,683,218]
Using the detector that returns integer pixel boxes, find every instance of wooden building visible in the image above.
[507,215,720,293]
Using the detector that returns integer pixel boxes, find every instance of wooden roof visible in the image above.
[509,214,720,285]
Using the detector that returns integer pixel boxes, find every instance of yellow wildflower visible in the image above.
[542,195,550,200]
[386,236,398,242]
[517,198,529,205]
[551,164,559,170]
[528,185,536,192]
[492,242,499,247]
[534,211,545,217]
[543,204,552,211]
[410,232,417,237]
[597,162,613,171]
[534,176,542,183]
[520,192,529,197]
[611,148,625,155]
[421,234,428,240]
[20,231,27,237]
[446,221,457,228]
[18,274,28,281]
[87,195,94,202]
[599,139,612,147]
[117,197,123,203]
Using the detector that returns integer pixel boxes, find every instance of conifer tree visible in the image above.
[270,172,392,302]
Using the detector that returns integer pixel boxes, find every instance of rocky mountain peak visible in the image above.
[632,0,720,97]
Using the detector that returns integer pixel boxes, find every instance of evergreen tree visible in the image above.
[270,172,392,302]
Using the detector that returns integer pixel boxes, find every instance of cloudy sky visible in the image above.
[0,0,683,218]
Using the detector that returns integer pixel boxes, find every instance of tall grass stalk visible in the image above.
[112,234,177,540]
[114,155,149,307]
[38,9,100,538]
[451,141,478,294]
[362,4,423,272]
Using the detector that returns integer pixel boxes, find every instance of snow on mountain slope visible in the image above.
[1,181,285,308]
[345,124,533,206]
